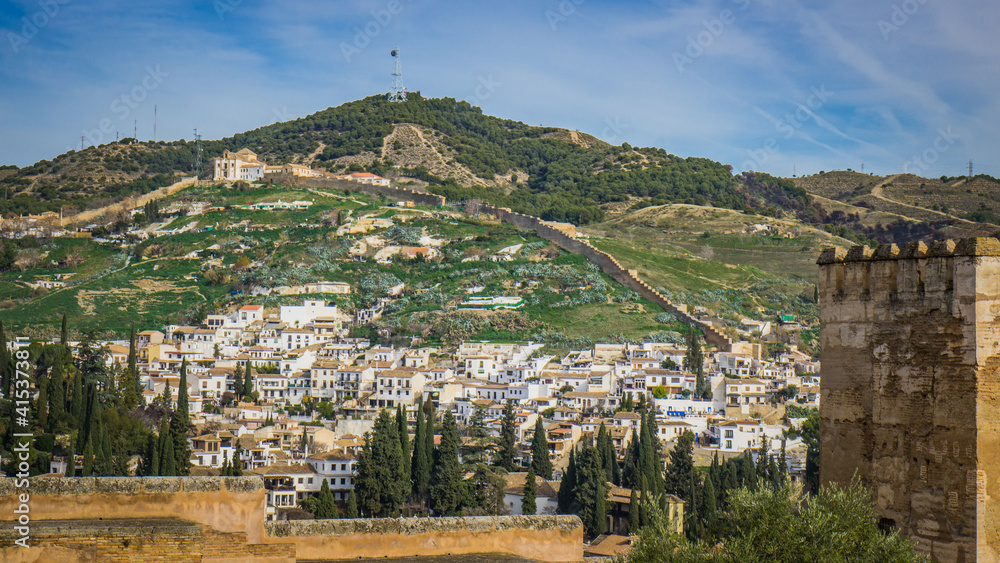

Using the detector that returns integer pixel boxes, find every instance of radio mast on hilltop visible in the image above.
[388,47,407,102]
[194,129,203,177]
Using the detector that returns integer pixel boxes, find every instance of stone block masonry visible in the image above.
[818,238,1000,563]
[0,477,582,562]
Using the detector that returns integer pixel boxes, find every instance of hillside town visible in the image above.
[27,294,819,526]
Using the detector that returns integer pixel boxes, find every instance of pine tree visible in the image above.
[82,436,94,476]
[530,417,552,480]
[522,465,537,515]
[497,399,517,471]
[628,486,640,534]
[396,405,410,487]
[412,399,430,500]
[430,410,464,515]
[345,489,358,518]
[557,448,577,513]
[176,358,189,424]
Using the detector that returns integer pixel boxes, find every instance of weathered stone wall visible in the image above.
[818,238,1000,563]
[0,477,582,562]
[269,173,446,207]
[266,515,583,562]
[482,204,733,351]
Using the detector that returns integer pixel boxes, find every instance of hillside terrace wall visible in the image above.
[62,176,198,227]
[482,204,733,351]
[269,173,446,207]
[0,477,582,562]
[818,238,1000,563]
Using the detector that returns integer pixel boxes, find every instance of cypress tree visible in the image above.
[557,448,577,513]
[345,489,358,518]
[702,470,717,524]
[170,411,191,475]
[301,427,309,454]
[665,431,694,502]
[71,367,83,423]
[778,438,788,484]
[318,478,336,518]
[159,417,176,476]
[430,410,463,515]
[722,459,739,506]
[628,486,640,534]
[97,421,113,475]
[150,434,160,476]
[621,429,640,489]
[686,472,701,540]
[593,480,607,536]
[221,456,230,477]
[50,361,65,421]
[243,362,253,400]
[522,464,537,515]
[423,403,434,479]
[177,358,189,423]
[530,417,552,480]
[82,436,94,476]
[61,314,68,345]
[596,422,614,483]
[396,405,410,485]
[122,324,140,410]
[575,447,607,537]
[64,442,75,477]
[356,409,406,517]
[639,474,650,527]
[233,363,245,399]
[36,375,49,430]
[497,399,517,471]
[231,444,243,476]
[412,399,429,500]
[742,451,757,491]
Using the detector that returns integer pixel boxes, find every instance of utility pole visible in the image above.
[80,136,84,151]
[969,160,973,179]
[861,162,864,174]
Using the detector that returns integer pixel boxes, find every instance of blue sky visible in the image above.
[1,0,997,178]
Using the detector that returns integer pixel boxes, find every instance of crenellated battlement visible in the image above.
[818,237,1000,265]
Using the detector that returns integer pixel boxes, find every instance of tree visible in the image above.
[530,417,552,480]
[244,362,254,401]
[176,358,190,424]
[0,319,9,398]
[60,313,69,345]
[497,399,517,471]
[121,324,141,410]
[522,465,537,515]
[355,409,406,517]
[412,398,430,501]
[396,405,410,487]
[233,363,245,400]
[230,443,243,476]
[316,478,338,518]
[575,447,607,537]
[665,431,695,502]
[345,489,358,519]
[82,436,94,476]
[158,416,175,476]
[170,409,191,476]
[628,486,640,534]
[801,408,821,493]
[557,448,577,514]
[64,442,75,477]
[430,410,464,515]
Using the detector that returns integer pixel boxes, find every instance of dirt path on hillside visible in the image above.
[868,174,978,224]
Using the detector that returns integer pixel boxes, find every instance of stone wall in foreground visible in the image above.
[0,477,583,562]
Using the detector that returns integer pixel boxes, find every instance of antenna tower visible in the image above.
[969,160,973,178]
[194,129,203,177]
[134,120,137,141]
[154,105,157,141]
[388,47,407,102]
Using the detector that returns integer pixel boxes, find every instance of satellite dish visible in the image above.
[391,49,398,56]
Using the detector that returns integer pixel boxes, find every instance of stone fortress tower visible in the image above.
[818,238,1000,562]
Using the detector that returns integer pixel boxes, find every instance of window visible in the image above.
[724,430,733,438]
[341,478,346,485]
[726,440,732,449]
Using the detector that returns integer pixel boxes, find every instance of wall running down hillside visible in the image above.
[481,204,733,351]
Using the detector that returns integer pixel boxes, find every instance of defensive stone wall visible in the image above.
[269,173,446,207]
[482,204,733,351]
[0,477,582,562]
[818,238,1000,563]
[266,515,583,562]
